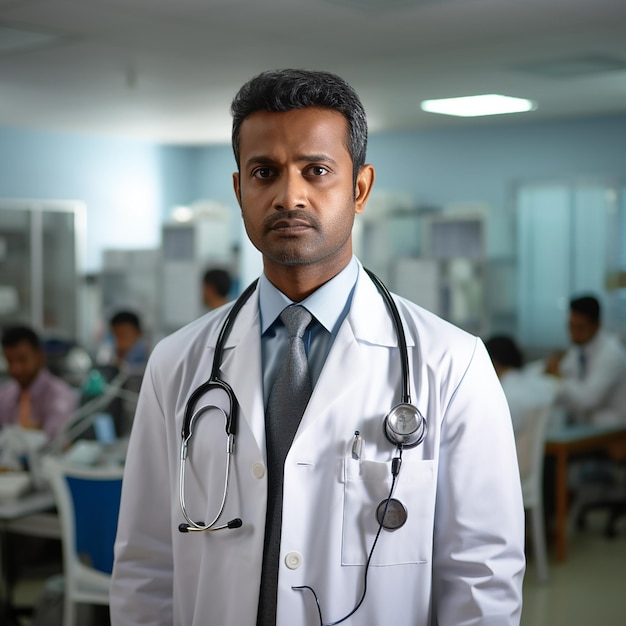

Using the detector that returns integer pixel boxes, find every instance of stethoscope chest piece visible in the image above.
[376,498,408,530]
[384,403,427,448]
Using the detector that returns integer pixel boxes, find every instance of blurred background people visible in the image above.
[201,267,232,310]
[545,295,626,426]
[486,334,558,435]
[91,311,147,438]
[97,310,149,374]
[0,325,78,444]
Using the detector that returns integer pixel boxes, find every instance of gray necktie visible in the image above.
[257,305,313,625]
[578,348,587,380]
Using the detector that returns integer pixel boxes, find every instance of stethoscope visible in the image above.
[177,268,428,623]
[178,277,259,534]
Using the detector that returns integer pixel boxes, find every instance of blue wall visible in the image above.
[368,113,626,212]
[0,126,196,271]
[1,113,625,271]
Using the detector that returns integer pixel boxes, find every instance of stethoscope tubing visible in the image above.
[363,268,411,405]
[178,267,422,532]
[179,404,235,532]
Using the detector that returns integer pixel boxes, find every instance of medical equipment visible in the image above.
[178,279,258,533]
[177,269,427,535]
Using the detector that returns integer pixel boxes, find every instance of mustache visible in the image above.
[263,209,319,231]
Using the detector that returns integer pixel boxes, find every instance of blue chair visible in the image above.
[42,456,124,626]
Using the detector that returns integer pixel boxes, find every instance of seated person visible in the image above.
[106,310,149,374]
[0,325,78,444]
[202,267,232,310]
[94,311,147,438]
[545,295,626,426]
[486,334,558,435]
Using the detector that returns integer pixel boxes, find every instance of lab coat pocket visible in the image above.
[342,458,435,566]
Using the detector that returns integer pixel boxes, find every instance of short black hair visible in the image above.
[110,310,141,331]
[1,325,41,350]
[202,268,232,298]
[485,335,524,370]
[570,295,601,323]
[231,68,368,186]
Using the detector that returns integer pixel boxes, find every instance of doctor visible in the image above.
[111,69,525,626]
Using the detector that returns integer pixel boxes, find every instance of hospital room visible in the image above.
[0,0,625,624]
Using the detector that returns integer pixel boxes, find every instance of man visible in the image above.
[108,310,149,373]
[111,69,525,625]
[202,267,232,310]
[545,295,626,426]
[0,325,77,443]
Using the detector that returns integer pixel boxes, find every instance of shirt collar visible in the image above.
[581,329,603,354]
[259,257,359,334]
[27,369,50,399]
[6,368,49,401]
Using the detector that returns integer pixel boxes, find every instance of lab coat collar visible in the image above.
[214,259,416,353]
[213,262,416,451]
[349,261,416,349]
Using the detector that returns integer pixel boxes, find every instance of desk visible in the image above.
[0,489,60,616]
[0,490,55,523]
[544,424,626,561]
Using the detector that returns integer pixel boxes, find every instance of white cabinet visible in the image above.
[160,214,235,334]
[418,212,488,336]
[0,199,85,339]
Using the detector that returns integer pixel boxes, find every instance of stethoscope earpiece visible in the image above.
[384,403,427,449]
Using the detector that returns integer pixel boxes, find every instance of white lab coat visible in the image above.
[556,330,626,426]
[111,268,525,626]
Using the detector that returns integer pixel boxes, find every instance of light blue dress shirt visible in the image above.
[259,257,359,408]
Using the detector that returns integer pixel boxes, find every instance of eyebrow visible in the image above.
[244,154,338,168]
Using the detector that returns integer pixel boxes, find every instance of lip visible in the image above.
[268,217,312,233]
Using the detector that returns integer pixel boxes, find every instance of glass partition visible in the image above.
[516,181,621,351]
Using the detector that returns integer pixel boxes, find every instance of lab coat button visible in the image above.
[252,462,265,479]
[285,551,302,570]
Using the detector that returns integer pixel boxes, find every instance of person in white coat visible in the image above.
[110,69,525,626]
[545,295,626,426]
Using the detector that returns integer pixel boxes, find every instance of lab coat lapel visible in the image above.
[300,270,400,432]
[211,270,412,449]
[217,289,266,452]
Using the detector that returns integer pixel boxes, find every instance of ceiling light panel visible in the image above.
[420,94,536,117]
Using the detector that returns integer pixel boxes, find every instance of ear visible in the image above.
[354,164,375,215]
[232,172,242,209]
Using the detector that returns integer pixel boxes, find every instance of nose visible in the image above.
[273,170,306,211]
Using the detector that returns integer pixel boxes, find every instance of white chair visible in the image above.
[42,455,124,626]
[516,405,551,584]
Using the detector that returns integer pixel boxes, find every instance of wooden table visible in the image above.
[0,489,59,618]
[544,424,626,561]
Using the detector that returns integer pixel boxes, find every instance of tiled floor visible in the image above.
[8,511,626,625]
[521,511,626,626]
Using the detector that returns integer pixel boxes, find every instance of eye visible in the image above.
[308,165,329,176]
[252,167,274,179]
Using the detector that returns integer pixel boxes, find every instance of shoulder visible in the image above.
[149,302,236,367]
[354,265,477,354]
[37,370,78,405]
[393,292,479,362]
[0,378,18,402]
[593,331,626,367]
[41,369,75,393]
[600,330,626,352]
